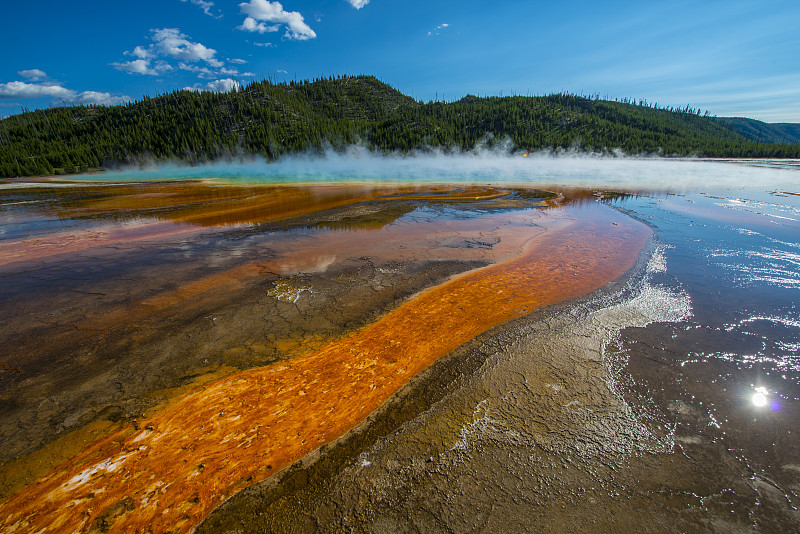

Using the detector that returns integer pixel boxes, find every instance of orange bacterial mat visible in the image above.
[0,201,649,533]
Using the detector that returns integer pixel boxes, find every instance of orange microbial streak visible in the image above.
[52,183,510,228]
[0,204,650,533]
[0,183,510,268]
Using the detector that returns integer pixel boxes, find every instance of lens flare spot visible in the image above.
[752,386,769,407]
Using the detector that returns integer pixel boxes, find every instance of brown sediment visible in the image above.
[0,202,649,533]
[50,183,516,227]
[0,221,204,268]
[0,366,239,501]
[3,197,548,340]
[0,183,519,268]
[0,184,550,475]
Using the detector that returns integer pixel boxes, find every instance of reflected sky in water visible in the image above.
[604,184,799,457]
[1,157,799,530]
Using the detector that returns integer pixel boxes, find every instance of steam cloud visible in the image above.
[94,146,800,192]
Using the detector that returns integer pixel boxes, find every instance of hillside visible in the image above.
[1,75,799,178]
[715,117,800,145]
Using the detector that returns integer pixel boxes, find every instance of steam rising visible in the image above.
[91,147,800,191]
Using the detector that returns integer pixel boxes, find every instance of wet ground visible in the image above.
[200,186,800,533]
[0,184,553,485]
[1,170,799,533]
[1,181,645,532]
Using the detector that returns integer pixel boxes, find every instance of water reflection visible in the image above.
[598,183,800,529]
[2,183,533,229]
[3,159,800,531]
[0,181,571,479]
[0,198,650,533]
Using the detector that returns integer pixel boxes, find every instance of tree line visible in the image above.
[1,75,798,178]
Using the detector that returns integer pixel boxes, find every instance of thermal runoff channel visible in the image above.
[0,174,647,532]
[1,156,799,532]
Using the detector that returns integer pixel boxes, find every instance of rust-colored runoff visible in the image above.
[0,205,650,534]
[0,183,511,268]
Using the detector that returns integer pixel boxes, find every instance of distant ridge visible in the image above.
[715,117,800,145]
[1,75,798,178]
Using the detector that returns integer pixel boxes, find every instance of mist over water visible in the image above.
[88,148,800,192]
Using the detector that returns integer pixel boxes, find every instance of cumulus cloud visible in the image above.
[184,78,240,93]
[178,62,246,79]
[0,79,130,108]
[178,62,218,78]
[112,59,172,76]
[207,78,240,92]
[238,0,316,41]
[131,46,153,60]
[238,17,280,34]
[346,0,370,8]
[115,28,230,79]
[180,0,222,18]
[67,91,131,106]
[150,28,222,65]
[0,81,73,99]
[17,69,47,81]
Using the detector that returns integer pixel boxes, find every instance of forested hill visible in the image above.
[1,75,799,178]
[714,117,800,145]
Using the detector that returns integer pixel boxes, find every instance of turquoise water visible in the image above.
[77,153,800,191]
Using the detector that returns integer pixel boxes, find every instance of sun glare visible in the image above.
[752,386,769,407]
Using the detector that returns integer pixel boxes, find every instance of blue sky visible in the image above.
[1,0,799,121]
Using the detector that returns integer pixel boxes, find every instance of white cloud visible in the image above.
[69,91,132,106]
[238,0,316,41]
[252,41,276,47]
[228,58,248,64]
[112,59,172,76]
[178,62,244,79]
[207,78,240,92]
[184,78,240,92]
[0,81,73,99]
[428,23,449,36]
[178,62,217,78]
[113,59,151,75]
[180,0,222,18]
[0,79,129,108]
[149,28,221,64]
[115,28,230,80]
[346,0,370,8]
[17,69,47,81]
[238,16,280,34]
[131,46,153,59]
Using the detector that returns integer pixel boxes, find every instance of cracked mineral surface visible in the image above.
[3,178,798,533]
[197,187,800,534]
[0,182,649,533]
[0,184,543,481]
[1,182,645,531]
